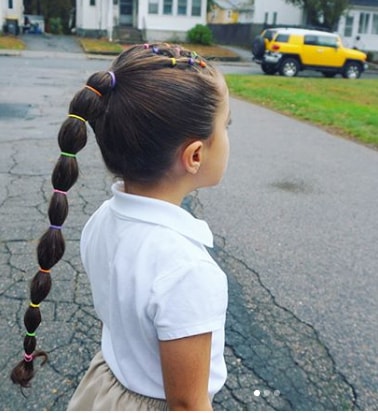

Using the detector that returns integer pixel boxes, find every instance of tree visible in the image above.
[285,0,350,30]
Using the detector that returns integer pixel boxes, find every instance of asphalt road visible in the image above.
[0,34,377,410]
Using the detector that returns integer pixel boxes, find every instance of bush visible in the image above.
[187,24,213,45]
[48,17,63,34]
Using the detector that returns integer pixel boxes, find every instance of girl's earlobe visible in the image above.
[182,141,203,175]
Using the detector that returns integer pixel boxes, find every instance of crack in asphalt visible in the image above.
[184,192,357,411]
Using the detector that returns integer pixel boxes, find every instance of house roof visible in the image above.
[213,0,253,10]
[350,0,378,6]
[213,0,235,9]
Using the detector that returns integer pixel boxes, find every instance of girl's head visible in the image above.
[71,43,228,187]
[11,43,229,387]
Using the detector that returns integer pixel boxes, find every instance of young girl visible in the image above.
[11,43,230,410]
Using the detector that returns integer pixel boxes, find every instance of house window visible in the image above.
[358,12,370,34]
[344,15,353,37]
[178,0,187,16]
[272,12,277,25]
[148,0,158,14]
[8,0,13,7]
[90,0,95,5]
[372,14,378,34]
[192,0,201,16]
[164,0,173,15]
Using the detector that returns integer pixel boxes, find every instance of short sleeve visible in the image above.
[149,260,228,341]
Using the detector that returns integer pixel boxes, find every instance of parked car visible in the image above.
[252,28,368,79]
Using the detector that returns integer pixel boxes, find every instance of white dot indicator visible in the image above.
[254,390,260,397]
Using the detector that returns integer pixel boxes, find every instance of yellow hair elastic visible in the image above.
[29,302,40,308]
[39,268,51,274]
[68,114,86,123]
[170,58,177,67]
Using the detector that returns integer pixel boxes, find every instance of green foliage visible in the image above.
[187,24,213,46]
[48,17,63,34]
[285,0,350,30]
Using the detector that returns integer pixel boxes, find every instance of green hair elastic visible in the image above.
[61,152,76,158]
[26,332,36,337]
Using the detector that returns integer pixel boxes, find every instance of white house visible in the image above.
[338,0,378,52]
[253,0,303,27]
[75,0,208,42]
[1,0,24,34]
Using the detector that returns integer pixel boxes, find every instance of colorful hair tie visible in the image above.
[84,85,102,97]
[29,302,40,308]
[61,151,76,158]
[50,224,62,230]
[53,188,67,195]
[191,51,198,58]
[68,114,86,123]
[39,268,51,274]
[199,60,206,68]
[152,46,159,54]
[170,58,177,67]
[108,71,116,89]
[26,331,36,337]
[24,353,33,363]
[143,43,149,49]
[188,57,195,65]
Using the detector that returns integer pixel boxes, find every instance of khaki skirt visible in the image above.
[67,351,168,411]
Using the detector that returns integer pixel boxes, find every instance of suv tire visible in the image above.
[261,62,277,75]
[342,61,362,79]
[279,58,300,77]
[252,36,265,59]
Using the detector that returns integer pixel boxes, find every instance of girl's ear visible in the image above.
[181,140,204,175]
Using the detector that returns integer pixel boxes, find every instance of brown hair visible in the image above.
[11,43,225,387]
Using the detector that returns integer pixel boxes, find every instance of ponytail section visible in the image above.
[11,71,115,387]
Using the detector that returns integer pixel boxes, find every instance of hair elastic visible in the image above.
[170,58,177,67]
[53,188,67,195]
[188,57,195,65]
[68,114,86,123]
[50,224,62,230]
[85,84,102,97]
[39,268,51,274]
[143,43,149,49]
[29,302,40,308]
[26,331,36,337]
[152,46,159,54]
[108,71,116,89]
[199,60,206,68]
[61,151,76,158]
[24,353,33,363]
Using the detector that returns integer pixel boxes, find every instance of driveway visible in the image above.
[20,33,83,53]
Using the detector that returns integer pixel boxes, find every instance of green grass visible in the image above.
[79,38,124,54]
[0,34,25,50]
[225,75,378,148]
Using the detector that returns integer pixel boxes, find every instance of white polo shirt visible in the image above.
[80,181,228,399]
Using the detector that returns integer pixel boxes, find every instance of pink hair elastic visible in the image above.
[24,353,33,363]
[53,189,67,195]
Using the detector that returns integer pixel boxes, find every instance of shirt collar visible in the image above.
[109,181,213,247]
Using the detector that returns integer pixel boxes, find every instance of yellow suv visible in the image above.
[252,28,368,79]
